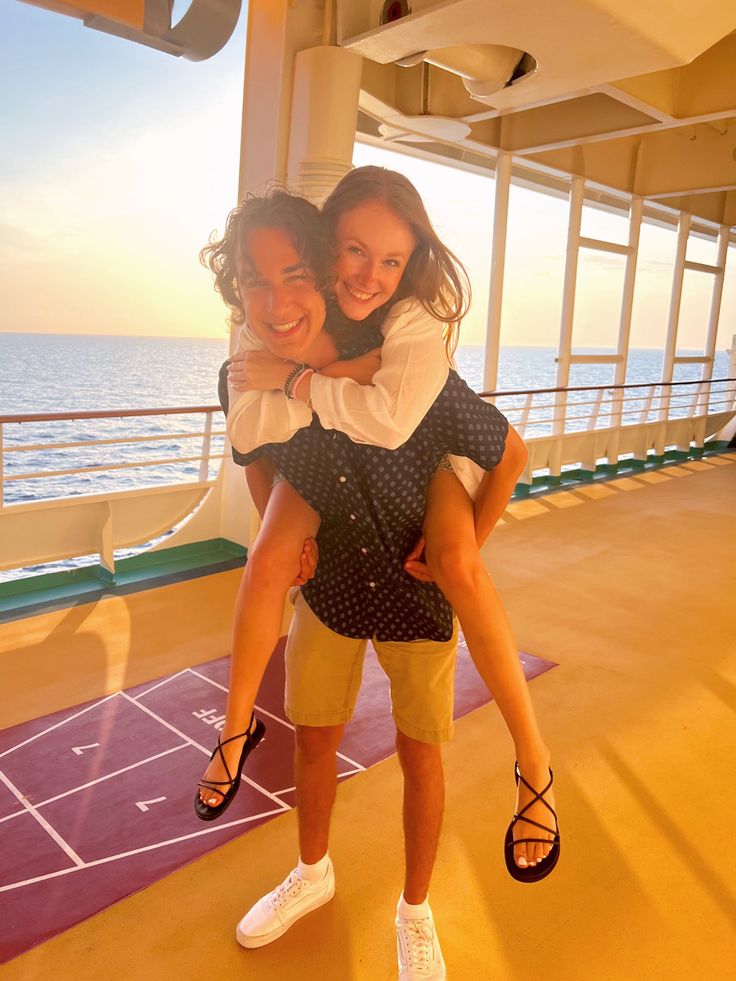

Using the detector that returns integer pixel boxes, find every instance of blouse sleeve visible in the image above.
[308,298,450,450]
[225,325,313,455]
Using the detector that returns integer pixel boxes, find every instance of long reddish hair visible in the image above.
[322,166,470,359]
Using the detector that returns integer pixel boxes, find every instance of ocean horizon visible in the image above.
[0,331,730,582]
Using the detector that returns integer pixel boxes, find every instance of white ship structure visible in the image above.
[1,2,735,978]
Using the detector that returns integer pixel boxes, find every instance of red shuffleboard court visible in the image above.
[0,634,555,963]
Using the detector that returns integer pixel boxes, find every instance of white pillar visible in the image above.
[482,150,512,394]
[549,174,585,477]
[608,195,643,465]
[286,46,362,206]
[236,0,324,200]
[700,225,730,405]
[658,212,691,428]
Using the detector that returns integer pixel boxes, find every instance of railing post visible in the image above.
[518,392,533,436]
[199,411,214,482]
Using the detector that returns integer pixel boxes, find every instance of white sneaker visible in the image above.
[235,860,336,949]
[396,905,447,980]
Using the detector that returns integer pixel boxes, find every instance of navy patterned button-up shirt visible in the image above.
[236,371,509,642]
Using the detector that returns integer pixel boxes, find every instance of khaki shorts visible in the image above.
[284,591,458,744]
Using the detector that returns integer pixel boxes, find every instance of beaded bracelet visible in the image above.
[291,368,314,402]
[283,362,308,399]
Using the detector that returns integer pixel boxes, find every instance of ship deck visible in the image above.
[1,455,735,980]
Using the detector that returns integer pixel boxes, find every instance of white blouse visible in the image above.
[227,297,486,496]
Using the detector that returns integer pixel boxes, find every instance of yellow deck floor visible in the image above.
[2,457,735,980]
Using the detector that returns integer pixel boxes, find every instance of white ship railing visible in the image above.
[0,378,733,578]
[0,405,226,505]
[0,406,226,576]
[481,376,735,484]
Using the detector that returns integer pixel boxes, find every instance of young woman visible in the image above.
[199,169,559,880]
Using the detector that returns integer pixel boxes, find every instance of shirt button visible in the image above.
[361,547,368,554]
[339,475,347,483]
[350,513,356,521]
[369,581,376,589]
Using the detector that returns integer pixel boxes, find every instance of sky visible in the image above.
[1,1,735,353]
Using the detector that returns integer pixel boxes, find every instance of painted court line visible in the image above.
[0,692,119,760]
[129,670,188,701]
[0,744,190,826]
[0,768,83,868]
[0,805,287,894]
[120,692,288,810]
[187,667,366,773]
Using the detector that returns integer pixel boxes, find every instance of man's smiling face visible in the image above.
[237,226,326,360]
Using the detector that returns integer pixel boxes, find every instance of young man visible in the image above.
[213,191,524,981]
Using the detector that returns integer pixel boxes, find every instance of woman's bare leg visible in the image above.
[423,470,555,869]
[199,480,320,805]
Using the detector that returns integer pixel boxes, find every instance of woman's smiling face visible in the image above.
[333,200,416,320]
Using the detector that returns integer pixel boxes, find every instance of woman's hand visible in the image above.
[403,535,435,583]
[293,537,319,586]
[228,351,293,392]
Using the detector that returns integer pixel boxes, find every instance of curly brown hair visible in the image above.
[200,189,335,327]
[321,166,471,359]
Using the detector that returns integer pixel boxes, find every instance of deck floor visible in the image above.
[1,456,735,980]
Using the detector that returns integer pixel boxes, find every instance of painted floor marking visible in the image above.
[135,797,167,812]
[0,768,83,868]
[0,804,287,894]
[120,691,289,810]
[0,744,189,826]
[129,669,188,701]
[188,667,367,773]
[0,692,119,760]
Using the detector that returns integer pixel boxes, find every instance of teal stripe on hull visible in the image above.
[0,539,247,624]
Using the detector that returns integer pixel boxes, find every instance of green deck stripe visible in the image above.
[0,538,247,623]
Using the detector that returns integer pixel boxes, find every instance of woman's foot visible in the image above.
[198,715,260,808]
[512,749,556,869]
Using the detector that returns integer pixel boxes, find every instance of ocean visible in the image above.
[1,331,730,501]
[0,332,730,580]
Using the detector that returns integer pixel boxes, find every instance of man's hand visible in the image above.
[403,535,435,583]
[292,537,319,586]
[229,351,293,392]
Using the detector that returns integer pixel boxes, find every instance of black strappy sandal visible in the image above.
[504,761,560,882]
[194,714,266,822]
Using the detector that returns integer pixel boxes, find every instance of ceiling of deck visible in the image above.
[341,1,736,228]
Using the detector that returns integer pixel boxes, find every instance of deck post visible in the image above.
[483,150,512,396]
[550,174,585,479]
[656,212,691,455]
[607,196,643,466]
[727,335,736,412]
[199,411,214,483]
[697,224,730,422]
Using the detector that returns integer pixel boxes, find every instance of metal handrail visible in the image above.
[494,389,731,416]
[4,453,229,483]
[1,377,734,506]
[479,375,735,399]
[0,404,225,505]
[3,429,227,454]
[0,405,219,424]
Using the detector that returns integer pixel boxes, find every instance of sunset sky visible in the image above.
[1,2,735,352]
